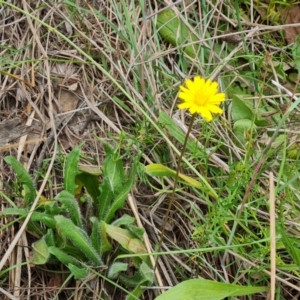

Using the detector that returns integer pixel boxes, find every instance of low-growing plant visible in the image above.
[2,143,153,299]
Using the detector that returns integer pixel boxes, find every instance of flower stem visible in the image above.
[155,113,196,268]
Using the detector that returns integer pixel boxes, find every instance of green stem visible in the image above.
[155,114,196,268]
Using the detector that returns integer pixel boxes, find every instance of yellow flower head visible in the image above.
[178,76,226,121]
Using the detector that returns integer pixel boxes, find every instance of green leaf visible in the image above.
[98,177,114,221]
[108,262,128,279]
[44,229,55,247]
[139,261,154,285]
[2,207,28,216]
[145,163,202,189]
[32,237,50,265]
[56,190,83,228]
[233,119,256,145]
[156,9,201,58]
[76,172,100,203]
[90,217,101,253]
[112,214,136,227]
[31,212,56,229]
[231,95,254,122]
[103,163,136,223]
[68,263,89,280]
[48,246,82,272]
[158,111,196,153]
[90,217,112,254]
[154,279,268,300]
[4,156,35,205]
[105,223,147,254]
[54,215,102,265]
[64,146,80,195]
[103,152,125,195]
[292,35,300,77]
[280,225,300,266]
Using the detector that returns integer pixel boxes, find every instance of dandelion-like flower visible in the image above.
[178,76,226,121]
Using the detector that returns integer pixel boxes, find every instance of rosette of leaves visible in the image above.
[3,144,153,299]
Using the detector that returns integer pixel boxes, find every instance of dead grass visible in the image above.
[1,0,300,299]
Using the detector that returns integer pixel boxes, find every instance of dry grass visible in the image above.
[1,0,300,299]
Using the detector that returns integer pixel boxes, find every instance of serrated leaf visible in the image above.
[64,146,80,195]
[4,156,35,205]
[154,279,268,300]
[55,215,102,265]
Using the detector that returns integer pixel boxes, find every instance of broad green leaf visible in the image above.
[2,207,28,216]
[231,95,253,122]
[145,163,202,189]
[105,224,147,254]
[31,212,56,229]
[68,263,89,280]
[231,95,269,126]
[55,215,102,265]
[154,279,268,300]
[112,215,144,240]
[90,217,101,253]
[156,9,201,58]
[233,119,256,145]
[32,237,50,265]
[4,156,35,205]
[119,270,148,288]
[2,208,56,229]
[78,164,102,176]
[103,152,125,195]
[64,146,80,195]
[108,262,128,279]
[103,163,136,223]
[90,217,112,253]
[48,246,81,268]
[139,261,154,285]
[112,214,136,227]
[76,172,100,203]
[98,177,114,221]
[126,224,145,241]
[56,190,83,228]
[44,229,55,248]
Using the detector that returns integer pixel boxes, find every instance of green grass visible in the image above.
[1,0,300,299]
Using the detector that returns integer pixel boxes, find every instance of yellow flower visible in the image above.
[178,76,226,121]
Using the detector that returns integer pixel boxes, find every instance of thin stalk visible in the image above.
[155,113,196,268]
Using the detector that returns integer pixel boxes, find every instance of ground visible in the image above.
[1,1,300,299]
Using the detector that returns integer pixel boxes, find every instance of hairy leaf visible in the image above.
[4,156,35,205]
